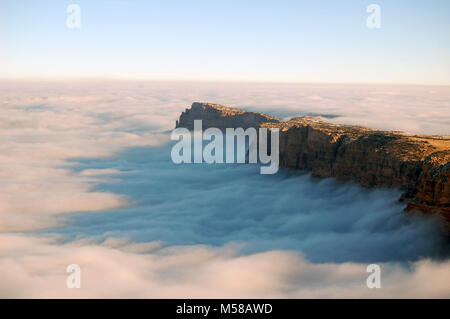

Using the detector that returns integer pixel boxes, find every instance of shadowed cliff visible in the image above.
[176,102,450,223]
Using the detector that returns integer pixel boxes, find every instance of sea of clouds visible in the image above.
[0,80,449,298]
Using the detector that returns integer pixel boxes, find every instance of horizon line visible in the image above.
[1,76,450,87]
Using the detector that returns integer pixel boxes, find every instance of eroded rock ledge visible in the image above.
[176,102,450,222]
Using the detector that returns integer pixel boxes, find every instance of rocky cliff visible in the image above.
[176,102,450,223]
[176,102,280,130]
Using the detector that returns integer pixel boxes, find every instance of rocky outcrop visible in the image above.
[176,102,281,130]
[176,102,450,223]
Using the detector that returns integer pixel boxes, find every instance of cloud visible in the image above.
[0,233,449,298]
[0,80,448,298]
[0,81,171,231]
[58,143,449,264]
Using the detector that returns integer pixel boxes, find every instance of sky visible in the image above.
[1,0,449,84]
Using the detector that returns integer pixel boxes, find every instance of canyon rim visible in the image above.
[177,102,450,226]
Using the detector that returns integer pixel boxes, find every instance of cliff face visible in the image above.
[176,102,280,131]
[176,102,450,222]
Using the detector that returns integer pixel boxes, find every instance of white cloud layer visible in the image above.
[1,234,449,298]
[0,80,449,298]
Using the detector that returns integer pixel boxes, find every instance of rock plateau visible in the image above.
[176,102,450,224]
